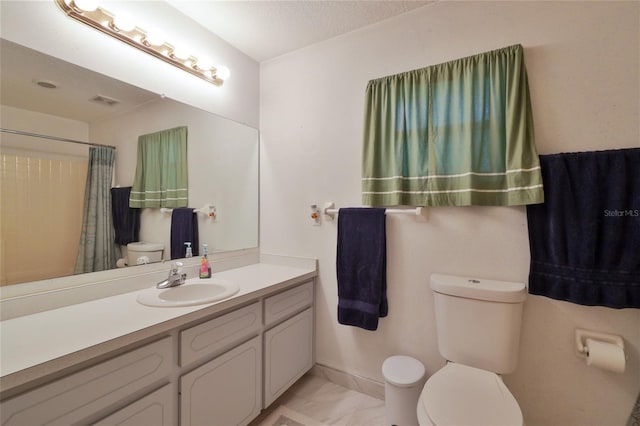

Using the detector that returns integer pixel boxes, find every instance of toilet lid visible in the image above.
[419,363,522,426]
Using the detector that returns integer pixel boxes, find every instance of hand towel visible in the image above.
[110,186,140,245]
[526,148,640,308]
[170,208,199,259]
[336,208,387,330]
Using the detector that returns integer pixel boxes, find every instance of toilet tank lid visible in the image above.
[430,274,526,303]
[127,242,165,251]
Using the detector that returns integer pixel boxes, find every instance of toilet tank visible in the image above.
[431,274,527,374]
[127,242,165,266]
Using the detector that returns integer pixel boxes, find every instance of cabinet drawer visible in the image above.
[264,281,313,327]
[93,384,174,426]
[1,337,172,426]
[180,302,261,366]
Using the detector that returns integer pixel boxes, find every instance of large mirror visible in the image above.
[0,39,259,288]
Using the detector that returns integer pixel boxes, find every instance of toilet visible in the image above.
[417,273,527,426]
[126,242,165,266]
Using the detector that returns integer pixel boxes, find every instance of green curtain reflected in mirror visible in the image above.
[129,126,188,208]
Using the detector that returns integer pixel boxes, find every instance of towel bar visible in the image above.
[160,203,216,219]
[323,202,427,221]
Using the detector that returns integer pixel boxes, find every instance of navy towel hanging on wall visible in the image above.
[336,208,388,330]
[526,148,640,309]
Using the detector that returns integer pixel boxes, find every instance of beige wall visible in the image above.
[0,105,89,143]
[259,2,640,425]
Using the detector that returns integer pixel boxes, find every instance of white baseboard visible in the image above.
[309,363,385,401]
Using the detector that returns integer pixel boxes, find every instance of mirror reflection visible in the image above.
[0,39,259,287]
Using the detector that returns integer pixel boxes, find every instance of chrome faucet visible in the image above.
[156,262,187,289]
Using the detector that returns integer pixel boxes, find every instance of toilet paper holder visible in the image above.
[575,328,624,358]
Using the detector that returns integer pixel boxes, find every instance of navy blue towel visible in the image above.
[111,187,140,245]
[336,208,388,330]
[526,148,640,308]
[170,208,199,260]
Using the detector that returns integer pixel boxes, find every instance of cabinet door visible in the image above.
[263,308,313,407]
[180,336,261,426]
[93,385,174,426]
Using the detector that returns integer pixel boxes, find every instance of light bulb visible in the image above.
[216,65,231,80]
[195,57,213,71]
[113,12,135,32]
[72,0,99,12]
[172,45,191,60]
[144,28,165,47]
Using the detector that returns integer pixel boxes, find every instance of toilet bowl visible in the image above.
[416,363,522,425]
[416,274,527,425]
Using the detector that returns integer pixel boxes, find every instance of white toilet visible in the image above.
[417,273,527,426]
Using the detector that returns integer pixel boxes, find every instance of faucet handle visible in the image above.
[170,261,184,275]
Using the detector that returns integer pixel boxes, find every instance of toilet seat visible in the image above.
[418,363,522,426]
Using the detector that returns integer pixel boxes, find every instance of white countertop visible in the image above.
[0,260,316,395]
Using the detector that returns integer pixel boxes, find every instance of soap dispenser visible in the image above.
[199,244,211,279]
[184,242,193,258]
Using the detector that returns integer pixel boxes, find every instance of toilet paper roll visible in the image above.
[116,258,127,268]
[585,338,626,373]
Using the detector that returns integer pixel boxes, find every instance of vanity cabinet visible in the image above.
[0,278,315,426]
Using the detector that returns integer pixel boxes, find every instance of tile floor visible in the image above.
[250,373,386,426]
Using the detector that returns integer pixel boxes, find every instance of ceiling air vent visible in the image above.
[34,79,59,89]
[90,94,121,106]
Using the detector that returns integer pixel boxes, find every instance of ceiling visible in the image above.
[166,1,432,62]
[0,39,159,123]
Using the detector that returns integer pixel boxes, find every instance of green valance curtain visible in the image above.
[362,44,544,206]
[129,126,188,208]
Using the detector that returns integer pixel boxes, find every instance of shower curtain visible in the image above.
[74,146,118,274]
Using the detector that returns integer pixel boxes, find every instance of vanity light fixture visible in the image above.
[54,0,230,86]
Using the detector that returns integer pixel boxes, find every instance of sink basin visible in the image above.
[137,278,240,307]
